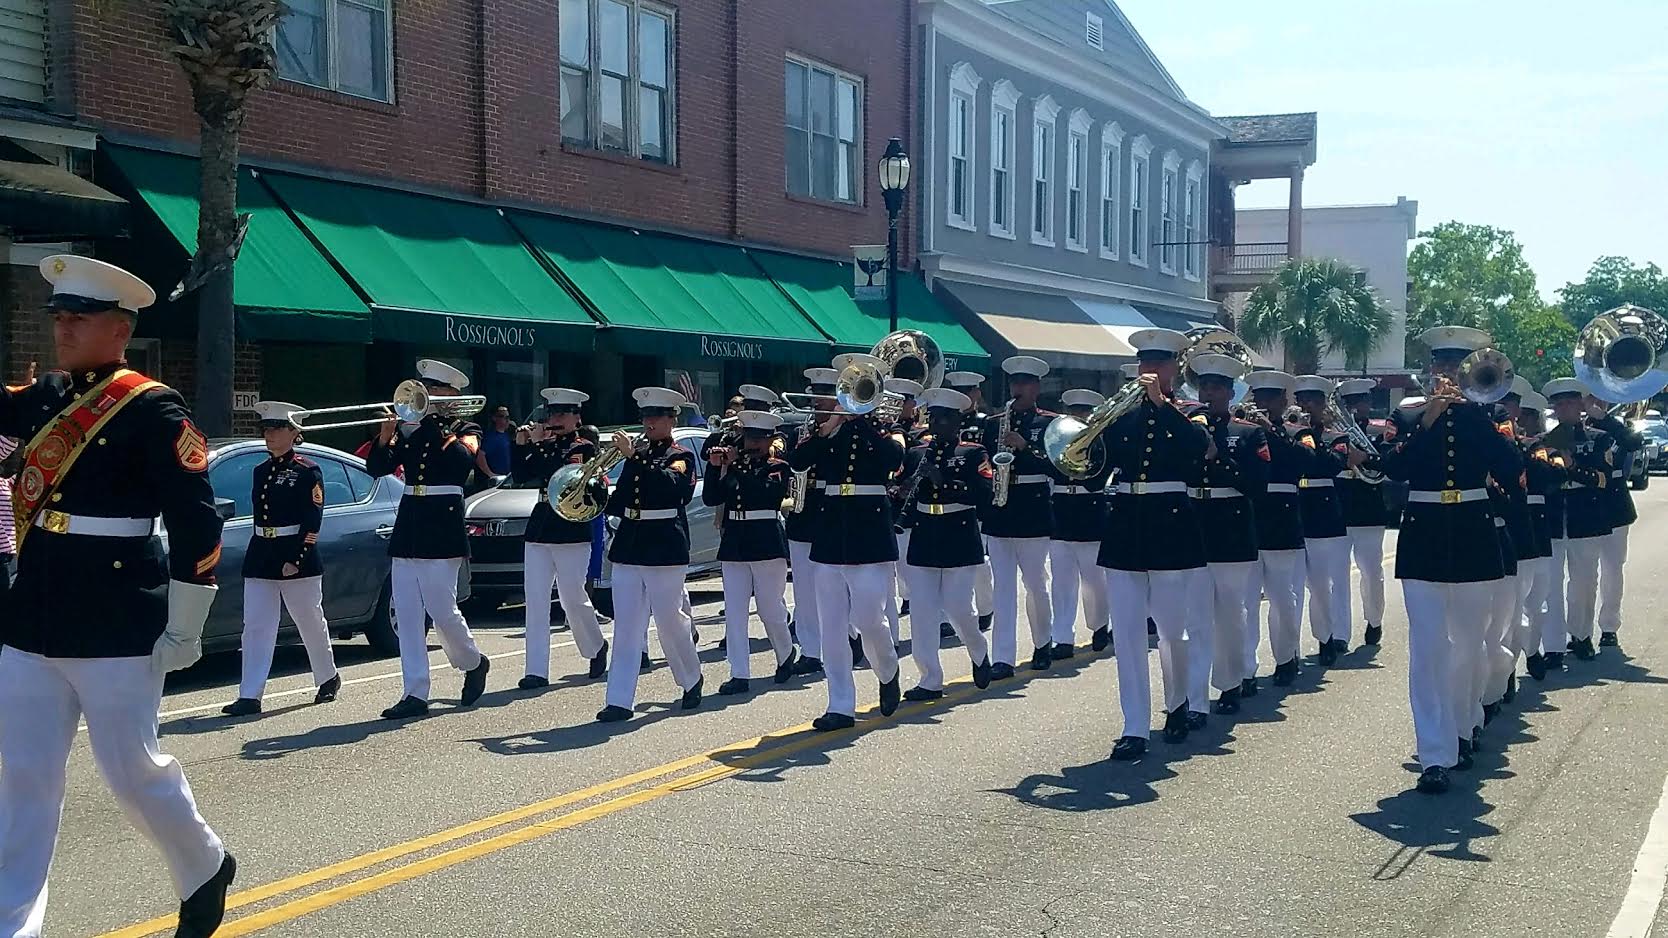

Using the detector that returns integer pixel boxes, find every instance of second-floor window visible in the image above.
[560,0,675,163]
[1129,138,1151,266]
[1066,131,1086,250]
[1160,152,1181,274]
[1183,166,1203,279]
[786,57,862,204]
[949,91,974,227]
[277,0,392,102]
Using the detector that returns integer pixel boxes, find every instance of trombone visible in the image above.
[291,379,487,431]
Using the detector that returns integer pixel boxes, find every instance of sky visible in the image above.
[1116,0,1668,301]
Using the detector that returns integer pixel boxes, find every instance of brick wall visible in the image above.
[2,264,54,384]
[67,0,915,266]
[159,338,264,436]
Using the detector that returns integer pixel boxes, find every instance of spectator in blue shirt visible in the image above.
[479,404,514,477]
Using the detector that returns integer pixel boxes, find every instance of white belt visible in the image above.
[253,524,302,538]
[915,502,974,515]
[1189,486,1244,499]
[1527,495,1547,505]
[404,484,464,497]
[33,511,152,537]
[1053,483,1097,495]
[1561,481,1591,490]
[824,484,888,497]
[727,510,779,521]
[1264,483,1299,494]
[1611,470,1624,478]
[1298,478,1334,489]
[1013,474,1051,485]
[1115,481,1188,495]
[1407,488,1489,505]
[623,508,679,521]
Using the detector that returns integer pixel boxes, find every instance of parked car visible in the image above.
[1634,419,1668,473]
[168,439,469,656]
[463,425,721,616]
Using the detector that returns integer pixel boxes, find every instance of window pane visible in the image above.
[994,171,1007,227]
[335,1,389,100]
[560,67,590,142]
[599,0,630,74]
[639,86,666,161]
[317,459,358,507]
[1034,181,1046,233]
[952,159,966,217]
[784,61,807,129]
[639,10,669,88]
[809,68,834,135]
[601,74,627,150]
[786,127,810,195]
[208,452,268,517]
[837,139,855,202]
[559,0,589,66]
[345,464,375,501]
[1102,204,1115,248]
[837,78,858,143]
[994,113,1009,168]
[811,132,836,199]
[276,0,327,87]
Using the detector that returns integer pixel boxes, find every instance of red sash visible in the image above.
[14,369,160,552]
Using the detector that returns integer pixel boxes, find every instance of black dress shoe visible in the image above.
[716,637,727,652]
[381,696,428,720]
[1544,651,1565,671]
[1503,673,1518,703]
[314,674,341,704]
[1162,707,1189,744]
[879,675,901,716]
[979,613,993,632]
[1090,627,1110,652]
[899,600,911,617]
[640,652,655,672]
[1572,637,1597,660]
[588,640,610,680]
[1147,618,1158,636]
[904,686,943,702]
[1317,641,1338,666]
[1364,624,1383,646]
[812,712,856,731]
[1241,676,1260,698]
[1214,688,1241,715]
[517,675,549,691]
[940,622,956,639]
[681,677,704,710]
[1272,658,1298,686]
[595,704,631,723]
[1330,638,1349,658]
[793,655,825,676]
[850,635,867,667]
[972,657,993,689]
[1455,738,1474,771]
[1482,702,1500,726]
[1526,652,1548,681]
[174,852,236,938]
[461,656,491,706]
[774,649,799,684]
[990,662,1016,681]
[1471,726,1482,749]
[718,677,750,696]
[1416,766,1451,794]
[1030,646,1053,671]
[1110,736,1147,761]
[1185,710,1208,731]
[221,698,261,717]
[1051,643,1076,660]
[1600,631,1619,647]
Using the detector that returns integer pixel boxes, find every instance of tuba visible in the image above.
[1177,328,1255,404]
[547,439,632,522]
[871,329,945,390]
[1457,347,1516,405]
[1574,304,1668,404]
[1044,380,1145,480]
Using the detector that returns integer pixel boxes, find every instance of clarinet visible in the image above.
[897,438,943,519]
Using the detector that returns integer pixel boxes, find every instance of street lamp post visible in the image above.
[877,137,912,333]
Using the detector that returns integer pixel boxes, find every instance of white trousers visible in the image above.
[817,563,901,717]
[721,559,794,679]
[1106,568,1192,739]
[903,564,990,691]
[524,542,605,679]
[1565,536,1604,641]
[1049,540,1109,646]
[895,531,911,601]
[1305,536,1352,645]
[1538,539,1569,654]
[788,540,823,660]
[1598,524,1630,634]
[239,576,338,700]
[605,564,700,709]
[1199,561,1254,693]
[1349,525,1387,629]
[1483,573,1524,706]
[0,651,225,937]
[974,553,994,619]
[392,557,482,701]
[988,536,1053,665]
[1403,579,1493,770]
[1251,549,1305,670]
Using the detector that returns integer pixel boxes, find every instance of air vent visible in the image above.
[1086,12,1104,50]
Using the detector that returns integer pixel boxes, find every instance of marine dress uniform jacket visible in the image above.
[1519,440,1563,560]
[1097,398,1209,572]
[701,454,791,562]
[1187,409,1270,565]
[980,406,1061,538]
[1590,413,1644,528]
[903,439,993,568]
[0,364,222,658]
[242,451,323,580]
[1336,419,1394,528]
[604,437,697,566]
[513,432,597,546]
[366,415,480,560]
[1557,421,1620,540]
[1294,425,1348,540]
[1382,400,1522,583]
[1253,423,1309,552]
[781,425,824,545]
[788,417,904,566]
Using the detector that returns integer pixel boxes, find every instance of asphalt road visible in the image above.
[29,484,1668,937]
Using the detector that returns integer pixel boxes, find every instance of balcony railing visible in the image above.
[1211,241,1291,277]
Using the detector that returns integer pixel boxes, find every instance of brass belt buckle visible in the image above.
[40,509,69,534]
[924,504,944,515]
[260,526,277,538]
[1130,482,1147,495]
[839,483,855,496]
[413,484,427,496]
[1440,489,1462,505]
[1197,486,1210,498]
[626,508,640,520]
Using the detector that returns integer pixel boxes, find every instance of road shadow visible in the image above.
[1350,784,1500,866]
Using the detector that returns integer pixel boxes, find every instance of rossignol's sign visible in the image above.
[699,335,766,360]
[444,316,540,348]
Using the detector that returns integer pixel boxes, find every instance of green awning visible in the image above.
[511,213,831,363]
[750,252,990,372]
[103,146,371,344]
[261,174,596,350]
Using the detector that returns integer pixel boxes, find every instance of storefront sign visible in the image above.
[852,244,887,301]
[699,335,767,361]
[443,316,541,348]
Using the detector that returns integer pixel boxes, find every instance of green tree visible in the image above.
[1557,256,1668,330]
[1237,257,1391,376]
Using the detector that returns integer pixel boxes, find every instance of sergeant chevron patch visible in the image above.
[175,422,208,471]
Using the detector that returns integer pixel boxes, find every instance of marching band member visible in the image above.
[883,376,925,641]
[981,356,1060,676]
[1334,378,1392,646]
[1544,380,1624,661]
[901,389,995,698]
[0,256,233,938]
[596,388,704,721]
[1243,371,1307,689]
[1379,326,1520,794]
[944,370,994,629]
[223,401,339,716]
[1482,381,1531,722]
[1049,389,1112,657]
[702,410,798,694]
[368,359,491,720]
[513,388,608,689]
[1593,395,1644,647]
[1292,376,1366,665]
[784,367,839,676]
[1100,329,1210,759]
[703,384,783,460]
[1184,356,1269,715]
[1518,391,1569,678]
[788,366,906,731]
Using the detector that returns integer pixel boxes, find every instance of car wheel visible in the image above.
[1634,471,1650,491]
[363,582,402,657]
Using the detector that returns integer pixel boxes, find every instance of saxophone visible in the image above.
[785,420,813,514]
[990,398,1016,507]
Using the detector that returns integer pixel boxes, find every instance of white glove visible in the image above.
[151,581,218,674]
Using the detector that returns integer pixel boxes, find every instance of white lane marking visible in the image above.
[1606,771,1668,938]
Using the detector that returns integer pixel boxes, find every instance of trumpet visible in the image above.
[1323,392,1384,483]
[1457,347,1515,405]
[291,380,486,431]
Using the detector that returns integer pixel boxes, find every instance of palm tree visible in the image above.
[162,0,280,434]
[1237,257,1392,376]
